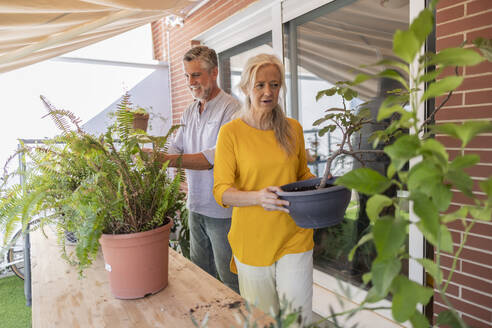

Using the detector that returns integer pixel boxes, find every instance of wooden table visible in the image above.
[31,229,269,327]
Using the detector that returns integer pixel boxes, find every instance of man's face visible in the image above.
[183,59,218,101]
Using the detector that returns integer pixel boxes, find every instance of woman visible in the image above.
[213,53,314,323]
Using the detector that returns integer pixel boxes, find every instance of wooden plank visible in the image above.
[31,228,270,327]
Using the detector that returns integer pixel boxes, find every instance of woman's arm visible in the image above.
[222,186,289,213]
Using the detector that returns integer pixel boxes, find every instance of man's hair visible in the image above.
[183,45,218,71]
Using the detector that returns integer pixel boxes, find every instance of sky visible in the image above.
[0,24,155,174]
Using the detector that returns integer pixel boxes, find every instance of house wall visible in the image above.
[435,1,492,327]
[151,0,257,125]
[149,0,492,326]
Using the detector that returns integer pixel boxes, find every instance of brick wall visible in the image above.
[435,0,492,327]
[152,0,257,125]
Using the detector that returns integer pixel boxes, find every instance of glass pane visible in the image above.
[284,0,409,287]
[218,33,273,100]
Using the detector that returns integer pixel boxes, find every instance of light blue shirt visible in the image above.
[168,90,240,218]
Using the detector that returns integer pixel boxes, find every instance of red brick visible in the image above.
[462,261,492,280]
[435,281,460,296]
[437,0,467,10]
[440,66,464,78]
[439,253,461,270]
[465,90,492,105]
[447,219,492,237]
[462,288,492,309]
[438,135,492,148]
[467,0,492,16]
[437,4,465,24]
[457,74,492,91]
[436,12,492,38]
[467,60,492,75]
[461,248,492,267]
[466,234,492,252]
[461,314,492,328]
[464,164,492,178]
[436,34,465,51]
[435,105,492,121]
[467,26,492,42]
[436,92,464,107]
[435,293,492,322]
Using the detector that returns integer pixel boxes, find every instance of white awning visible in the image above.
[0,0,198,73]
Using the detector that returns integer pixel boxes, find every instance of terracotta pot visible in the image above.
[132,113,149,131]
[99,219,173,299]
[277,177,351,229]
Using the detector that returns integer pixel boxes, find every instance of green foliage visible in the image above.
[313,3,491,328]
[0,95,187,274]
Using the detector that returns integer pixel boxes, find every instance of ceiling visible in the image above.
[0,0,199,73]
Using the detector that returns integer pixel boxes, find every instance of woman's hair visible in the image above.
[238,53,295,156]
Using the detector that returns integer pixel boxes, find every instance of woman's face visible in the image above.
[249,64,281,114]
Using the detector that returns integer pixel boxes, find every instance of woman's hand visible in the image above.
[256,186,289,213]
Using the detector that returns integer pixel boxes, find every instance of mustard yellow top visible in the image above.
[213,118,314,273]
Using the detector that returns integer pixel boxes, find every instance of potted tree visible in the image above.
[0,95,187,299]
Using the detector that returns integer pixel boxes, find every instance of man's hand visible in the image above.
[256,186,289,213]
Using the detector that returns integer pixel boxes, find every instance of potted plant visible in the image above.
[117,91,150,132]
[0,95,187,299]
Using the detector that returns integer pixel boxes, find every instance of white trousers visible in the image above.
[234,250,313,325]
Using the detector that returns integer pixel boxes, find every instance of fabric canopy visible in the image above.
[0,0,198,73]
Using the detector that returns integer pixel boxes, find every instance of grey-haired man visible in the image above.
[148,46,240,293]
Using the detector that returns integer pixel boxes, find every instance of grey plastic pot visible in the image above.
[277,177,351,229]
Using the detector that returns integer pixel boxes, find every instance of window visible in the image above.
[283,0,409,287]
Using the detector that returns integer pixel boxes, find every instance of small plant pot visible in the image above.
[99,219,173,299]
[132,113,149,132]
[277,177,351,229]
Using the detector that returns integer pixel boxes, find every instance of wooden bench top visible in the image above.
[31,229,269,327]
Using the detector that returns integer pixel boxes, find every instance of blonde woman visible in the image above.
[213,54,314,323]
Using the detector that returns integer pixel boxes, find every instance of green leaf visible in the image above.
[362,272,372,285]
[436,310,463,327]
[408,161,442,196]
[283,312,299,327]
[434,121,492,148]
[348,233,373,261]
[450,154,480,170]
[473,37,492,62]
[412,192,440,241]
[336,168,392,195]
[377,95,408,121]
[363,59,409,74]
[470,206,491,222]
[422,76,463,103]
[479,177,492,201]
[410,8,434,45]
[366,195,393,223]
[378,69,408,89]
[417,258,443,285]
[419,138,448,168]
[316,88,337,101]
[446,169,473,198]
[428,47,485,67]
[352,73,373,85]
[373,217,407,259]
[391,275,433,322]
[409,310,431,328]
[384,135,420,171]
[394,29,420,63]
[370,257,401,301]
[430,183,453,212]
[417,222,454,253]
[419,67,443,83]
[441,207,468,223]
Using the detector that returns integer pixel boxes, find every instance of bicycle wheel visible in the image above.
[7,229,25,280]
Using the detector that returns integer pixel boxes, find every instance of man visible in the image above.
[151,46,240,293]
